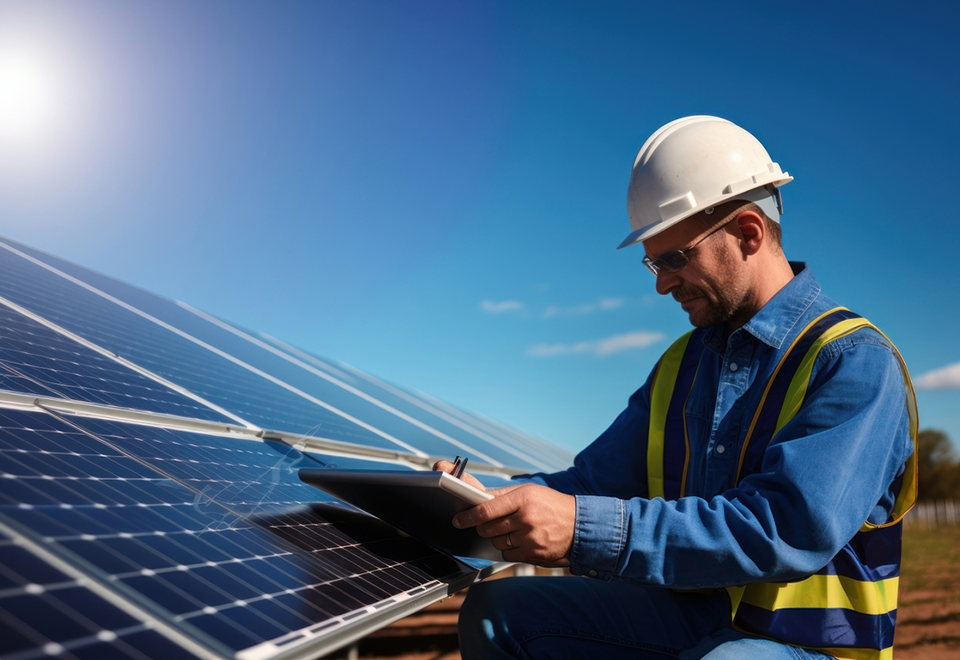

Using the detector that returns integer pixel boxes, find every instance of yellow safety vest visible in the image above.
[647,308,918,660]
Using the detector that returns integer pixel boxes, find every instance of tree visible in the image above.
[916,429,960,501]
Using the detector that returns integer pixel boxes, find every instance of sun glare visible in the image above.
[0,52,55,141]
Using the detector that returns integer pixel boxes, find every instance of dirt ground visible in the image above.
[895,526,960,658]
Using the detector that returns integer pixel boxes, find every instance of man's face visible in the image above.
[641,211,752,329]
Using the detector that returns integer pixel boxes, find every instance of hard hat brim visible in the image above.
[616,181,791,250]
[617,225,656,250]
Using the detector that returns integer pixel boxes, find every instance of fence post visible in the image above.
[904,500,960,528]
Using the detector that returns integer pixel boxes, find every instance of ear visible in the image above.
[733,210,765,256]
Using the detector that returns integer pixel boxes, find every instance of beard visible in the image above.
[672,279,751,329]
[670,238,757,329]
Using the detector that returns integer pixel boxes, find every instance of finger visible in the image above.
[433,460,456,474]
[475,513,521,539]
[490,533,513,552]
[453,490,523,529]
[433,462,486,491]
[457,471,486,491]
[485,483,526,497]
[501,546,527,563]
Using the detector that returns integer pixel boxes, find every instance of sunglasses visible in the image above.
[641,217,734,276]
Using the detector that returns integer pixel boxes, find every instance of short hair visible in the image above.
[764,214,782,250]
[746,202,783,251]
[696,201,782,252]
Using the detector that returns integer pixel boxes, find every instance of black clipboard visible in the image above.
[298,468,501,561]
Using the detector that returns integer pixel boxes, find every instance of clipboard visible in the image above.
[298,468,501,561]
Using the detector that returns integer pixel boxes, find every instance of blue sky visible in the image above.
[1,0,958,455]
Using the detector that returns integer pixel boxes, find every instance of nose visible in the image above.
[655,270,681,296]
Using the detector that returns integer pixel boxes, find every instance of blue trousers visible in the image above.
[458,576,832,660]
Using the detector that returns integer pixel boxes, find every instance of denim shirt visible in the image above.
[532,264,914,589]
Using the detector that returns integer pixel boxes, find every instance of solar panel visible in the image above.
[0,522,209,660]
[0,238,573,471]
[0,234,572,658]
[0,300,235,423]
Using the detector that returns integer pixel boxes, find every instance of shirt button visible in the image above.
[588,569,598,577]
[729,362,739,372]
[716,445,726,454]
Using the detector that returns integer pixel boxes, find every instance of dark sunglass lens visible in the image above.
[657,251,688,273]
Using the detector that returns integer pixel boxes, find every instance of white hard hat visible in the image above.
[618,116,793,249]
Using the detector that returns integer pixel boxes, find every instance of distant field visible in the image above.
[896,527,960,658]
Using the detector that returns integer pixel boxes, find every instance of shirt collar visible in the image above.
[704,262,820,352]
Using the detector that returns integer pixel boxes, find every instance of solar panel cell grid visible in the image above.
[0,243,401,451]
[0,529,205,660]
[0,407,468,658]
[0,301,235,423]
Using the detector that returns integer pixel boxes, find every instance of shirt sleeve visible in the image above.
[567,332,915,588]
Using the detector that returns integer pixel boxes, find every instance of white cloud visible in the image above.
[541,297,625,319]
[527,330,665,357]
[527,340,593,357]
[914,361,960,390]
[481,300,524,314]
[594,331,665,355]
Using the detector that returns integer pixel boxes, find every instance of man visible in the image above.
[438,116,917,660]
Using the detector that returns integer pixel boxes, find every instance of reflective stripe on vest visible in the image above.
[647,307,919,660]
[647,330,704,500]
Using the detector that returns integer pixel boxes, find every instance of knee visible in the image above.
[458,579,528,660]
[458,580,503,648]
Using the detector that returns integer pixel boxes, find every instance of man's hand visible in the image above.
[452,483,575,567]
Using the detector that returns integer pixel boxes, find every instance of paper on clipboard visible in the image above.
[298,468,501,561]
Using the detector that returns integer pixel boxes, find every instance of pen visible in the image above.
[448,455,468,480]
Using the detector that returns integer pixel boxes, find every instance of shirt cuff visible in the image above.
[570,495,624,579]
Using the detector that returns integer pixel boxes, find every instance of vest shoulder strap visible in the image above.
[647,330,701,499]
[736,307,864,482]
[736,307,918,526]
